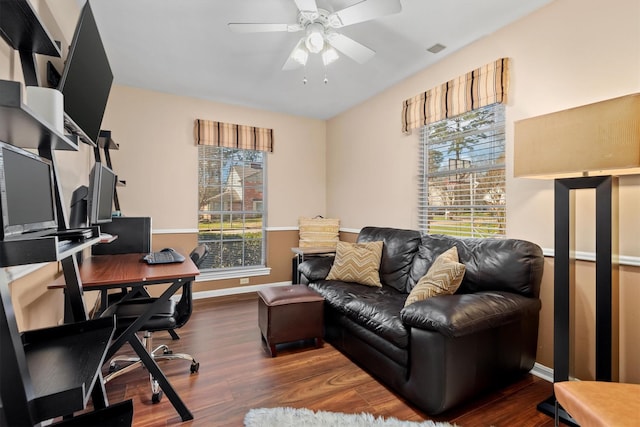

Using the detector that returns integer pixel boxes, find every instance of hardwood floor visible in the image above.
[102,294,558,427]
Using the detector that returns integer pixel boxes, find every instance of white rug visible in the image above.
[244,407,458,427]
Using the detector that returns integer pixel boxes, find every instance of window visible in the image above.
[198,146,266,270]
[418,103,505,237]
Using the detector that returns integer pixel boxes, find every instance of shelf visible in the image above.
[0,0,61,57]
[98,233,118,244]
[98,130,119,150]
[51,400,133,427]
[0,80,79,151]
[0,227,101,267]
[21,316,115,422]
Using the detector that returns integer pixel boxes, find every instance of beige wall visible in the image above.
[326,0,640,382]
[99,84,327,294]
[101,85,327,229]
[327,0,640,250]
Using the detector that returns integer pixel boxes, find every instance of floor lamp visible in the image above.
[514,93,640,425]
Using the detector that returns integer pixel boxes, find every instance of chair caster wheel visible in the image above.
[108,364,119,373]
[152,391,163,403]
[190,362,200,374]
[163,349,173,355]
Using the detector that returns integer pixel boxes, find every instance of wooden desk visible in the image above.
[78,253,199,421]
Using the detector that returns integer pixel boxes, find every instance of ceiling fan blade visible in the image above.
[282,38,306,71]
[327,33,375,64]
[330,0,402,28]
[294,0,318,19]
[228,23,301,33]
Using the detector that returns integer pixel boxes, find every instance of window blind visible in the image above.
[418,103,506,237]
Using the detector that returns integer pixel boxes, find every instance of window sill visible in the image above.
[196,266,271,282]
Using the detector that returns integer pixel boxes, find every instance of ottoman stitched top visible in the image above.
[259,285,324,306]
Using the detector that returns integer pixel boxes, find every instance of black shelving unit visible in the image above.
[96,130,125,211]
[0,0,61,86]
[0,229,100,267]
[0,80,79,151]
[0,2,133,425]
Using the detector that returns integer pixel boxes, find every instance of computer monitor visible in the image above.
[58,2,113,145]
[87,163,116,225]
[0,142,58,240]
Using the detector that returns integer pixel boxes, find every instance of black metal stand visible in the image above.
[95,130,122,211]
[537,176,617,425]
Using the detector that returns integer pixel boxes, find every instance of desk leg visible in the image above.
[91,373,108,410]
[105,281,183,361]
[128,335,193,421]
[104,279,193,421]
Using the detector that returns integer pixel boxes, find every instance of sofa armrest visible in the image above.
[400,291,541,338]
[298,256,335,282]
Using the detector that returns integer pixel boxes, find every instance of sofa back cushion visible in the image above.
[408,234,544,297]
[357,227,422,293]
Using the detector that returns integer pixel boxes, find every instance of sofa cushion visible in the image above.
[408,234,544,298]
[357,227,422,293]
[326,241,383,287]
[401,291,542,338]
[405,247,465,307]
[309,281,409,348]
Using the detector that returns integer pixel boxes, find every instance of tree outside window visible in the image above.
[419,104,505,237]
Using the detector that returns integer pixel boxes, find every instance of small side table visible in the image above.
[291,246,336,284]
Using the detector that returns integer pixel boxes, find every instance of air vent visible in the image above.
[427,43,446,54]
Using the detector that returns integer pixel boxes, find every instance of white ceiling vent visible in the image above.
[427,43,446,54]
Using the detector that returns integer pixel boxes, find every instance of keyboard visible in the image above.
[143,249,185,265]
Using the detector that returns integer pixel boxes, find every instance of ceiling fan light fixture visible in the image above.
[291,46,309,66]
[322,46,339,66]
[305,23,325,53]
[284,38,309,68]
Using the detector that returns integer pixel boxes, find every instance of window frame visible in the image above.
[418,103,506,238]
[197,145,267,272]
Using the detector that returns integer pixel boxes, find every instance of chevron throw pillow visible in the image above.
[404,246,465,307]
[326,241,383,287]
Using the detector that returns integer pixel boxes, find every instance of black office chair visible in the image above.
[102,244,208,403]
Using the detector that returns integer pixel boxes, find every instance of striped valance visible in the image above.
[401,58,510,134]
[194,119,274,152]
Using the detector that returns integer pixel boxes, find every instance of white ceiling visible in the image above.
[88,0,553,120]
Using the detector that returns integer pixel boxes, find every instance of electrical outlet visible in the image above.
[239,277,250,285]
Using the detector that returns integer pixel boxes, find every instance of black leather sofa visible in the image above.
[298,226,544,415]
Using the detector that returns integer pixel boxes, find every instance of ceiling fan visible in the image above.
[228,0,402,71]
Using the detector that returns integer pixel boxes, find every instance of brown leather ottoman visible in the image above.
[257,285,324,357]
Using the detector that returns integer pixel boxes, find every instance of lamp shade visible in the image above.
[514,93,640,178]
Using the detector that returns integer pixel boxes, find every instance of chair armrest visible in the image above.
[298,256,334,282]
[400,291,541,338]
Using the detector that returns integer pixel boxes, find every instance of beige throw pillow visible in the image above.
[326,241,383,287]
[298,216,340,248]
[404,246,465,307]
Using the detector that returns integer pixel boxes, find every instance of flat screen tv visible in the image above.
[0,142,58,240]
[88,163,116,225]
[58,2,113,145]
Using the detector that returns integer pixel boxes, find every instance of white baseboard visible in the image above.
[530,362,553,382]
[190,281,292,300]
